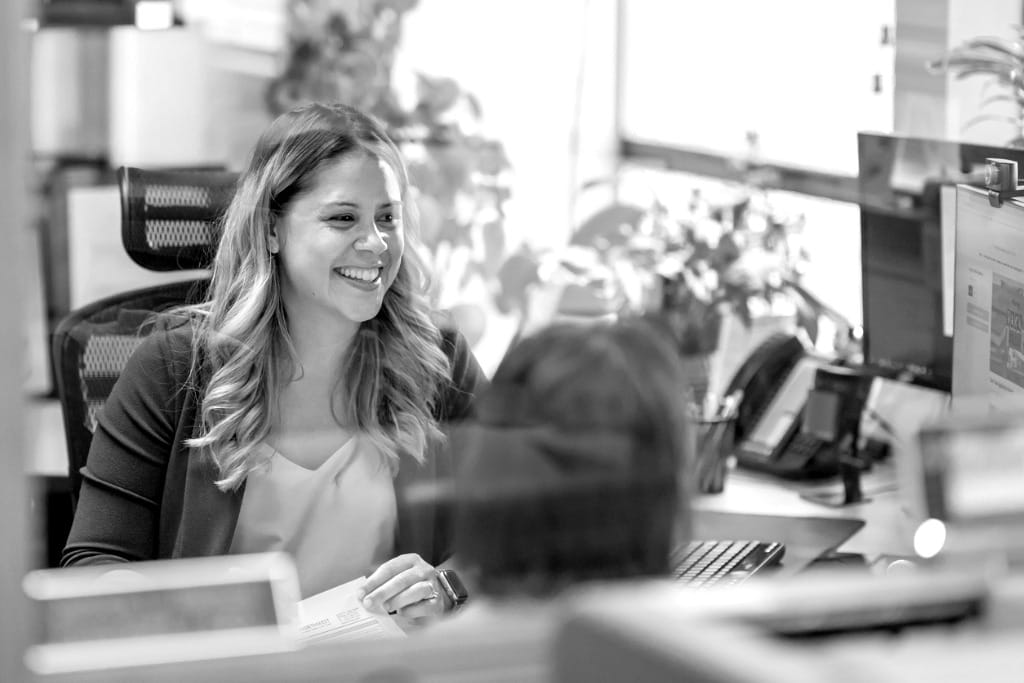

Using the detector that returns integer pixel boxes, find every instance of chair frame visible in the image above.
[51,279,208,507]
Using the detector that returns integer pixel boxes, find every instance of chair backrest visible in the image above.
[52,166,237,508]
[118,166,238,271]
[52,282,207,506]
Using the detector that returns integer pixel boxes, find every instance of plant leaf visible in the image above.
[980,93,1022,108]
[940,56,1019,73]
[943,50,1019,69]
[962,112,1020,130]
[957,37,1024,61]
[949,66,1021,87]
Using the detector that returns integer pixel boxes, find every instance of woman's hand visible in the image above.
[357,553,447,619]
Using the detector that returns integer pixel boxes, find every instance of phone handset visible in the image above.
[725,333,805,443]
[733,355,838,479]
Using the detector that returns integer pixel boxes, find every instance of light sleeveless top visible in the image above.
[228,436,397,598]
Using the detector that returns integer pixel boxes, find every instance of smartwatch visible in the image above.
[436,569,469,610]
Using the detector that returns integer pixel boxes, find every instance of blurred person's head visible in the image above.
[453,318,695,598]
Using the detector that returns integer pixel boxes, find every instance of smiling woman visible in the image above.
[272,152,406,335]
[62,102,486,618]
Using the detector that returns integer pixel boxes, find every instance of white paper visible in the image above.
[296,576,406,646]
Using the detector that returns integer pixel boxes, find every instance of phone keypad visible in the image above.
[781,432,825,463]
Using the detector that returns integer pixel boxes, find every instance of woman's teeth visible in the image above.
[336,267,381,282]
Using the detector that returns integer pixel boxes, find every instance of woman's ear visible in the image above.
[268,225,280,255]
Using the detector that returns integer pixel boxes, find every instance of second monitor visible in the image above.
[857,132,1024,392]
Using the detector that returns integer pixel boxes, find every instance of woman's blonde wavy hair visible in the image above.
[183,102,450,491]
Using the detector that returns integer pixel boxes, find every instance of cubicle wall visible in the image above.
[3,1,36,681]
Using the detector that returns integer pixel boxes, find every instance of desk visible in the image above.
[694,461,919,563]
[24,449,1021,681]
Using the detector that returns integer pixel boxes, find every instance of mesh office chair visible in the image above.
[51,166,238,508]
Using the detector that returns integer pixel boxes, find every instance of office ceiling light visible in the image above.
[913,518,947,559]
[135,1,173,30]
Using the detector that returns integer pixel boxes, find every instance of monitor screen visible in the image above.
[951,185,1024,408]
[857,133,1024,392]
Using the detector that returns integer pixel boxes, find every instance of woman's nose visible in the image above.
[355,224,388,254]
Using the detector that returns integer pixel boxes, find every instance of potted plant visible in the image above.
[927,26,1024,147]
[518,162,853,406]
[629,185,821,404]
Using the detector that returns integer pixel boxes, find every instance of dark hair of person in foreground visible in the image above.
[452,318,695,598]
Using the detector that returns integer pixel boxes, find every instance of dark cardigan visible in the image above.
[62,322,484,568]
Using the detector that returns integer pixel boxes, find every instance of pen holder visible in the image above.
[695,414,736,494]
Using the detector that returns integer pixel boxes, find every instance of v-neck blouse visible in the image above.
[228,436,397,598]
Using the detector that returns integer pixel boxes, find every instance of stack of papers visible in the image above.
[296,577,406,645]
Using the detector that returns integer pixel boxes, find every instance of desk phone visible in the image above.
[729,337,838,479]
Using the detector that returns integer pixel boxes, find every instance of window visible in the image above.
[619,0,894,176]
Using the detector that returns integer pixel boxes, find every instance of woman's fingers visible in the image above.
[393,580,444,618]
[358,554,420,603]
[358,554,437,613]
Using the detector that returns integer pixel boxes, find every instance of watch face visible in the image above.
[438,569,469,604]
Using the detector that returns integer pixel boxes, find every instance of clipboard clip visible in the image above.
[985,158,1024,207]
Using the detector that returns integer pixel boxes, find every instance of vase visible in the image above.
[679,352,713,409]
[695,412,736,494]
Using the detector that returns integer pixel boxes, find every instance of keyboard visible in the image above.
[671,540,785,588]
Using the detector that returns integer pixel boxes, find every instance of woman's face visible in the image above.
[272,151,406,330]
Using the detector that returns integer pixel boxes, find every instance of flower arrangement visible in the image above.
[927,26,1024,147]
[266,0,512,325]
[496,170,844,406]
[546,150,838,358]
[651,186,812,355]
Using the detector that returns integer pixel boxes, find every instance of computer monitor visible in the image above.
[950,184,1024,408]
[857,133,1024,392]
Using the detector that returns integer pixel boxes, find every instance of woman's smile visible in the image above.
[334,265,384,290]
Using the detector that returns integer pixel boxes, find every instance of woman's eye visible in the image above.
[377,213,400,227]
[327,214,356,224]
